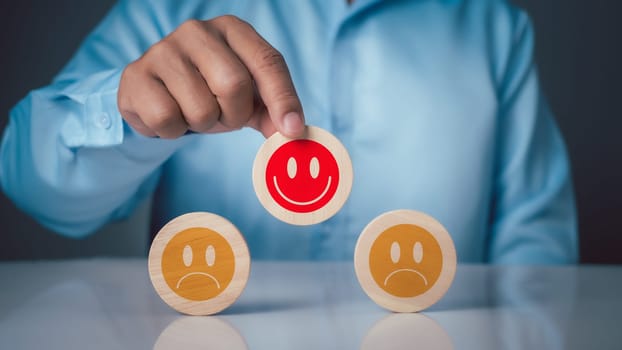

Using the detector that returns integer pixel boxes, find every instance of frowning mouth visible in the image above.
[176,272,221,290]
[384,268,428,286]
[273,176,332,206]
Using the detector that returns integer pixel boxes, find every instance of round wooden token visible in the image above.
[354,210,457,312]
[252,125,353,225]
[148,212,250,315]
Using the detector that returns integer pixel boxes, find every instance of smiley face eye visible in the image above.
[390,241,400,263]
[413,241,423,263]
[309,157,320,179]
[287,157,297,179]
[205,245,216,267]
[182,245,193,267]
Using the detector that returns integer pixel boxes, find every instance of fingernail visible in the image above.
[282,112,304,137]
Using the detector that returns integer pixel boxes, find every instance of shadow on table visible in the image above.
[222,297,317,315]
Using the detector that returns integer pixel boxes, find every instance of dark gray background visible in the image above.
[0,0,620,263]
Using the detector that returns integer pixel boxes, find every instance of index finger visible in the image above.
[213,16,305,138]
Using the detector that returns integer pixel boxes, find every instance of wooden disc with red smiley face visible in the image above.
[148,212,250,315]
[252,126,353,225]
[354,210,457,312]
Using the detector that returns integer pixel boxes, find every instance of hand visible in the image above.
[117,15,305,139]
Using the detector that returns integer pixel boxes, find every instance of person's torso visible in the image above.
[153,0,504,261]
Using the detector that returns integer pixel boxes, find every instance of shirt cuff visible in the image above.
[60,69,124,148]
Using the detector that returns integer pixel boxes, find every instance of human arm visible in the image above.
[0,0,304,237]
[488,8,578,264]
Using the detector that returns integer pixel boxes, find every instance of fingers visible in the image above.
[119,62,187,139]
[120,110,156,137]
[253,111,279,138]
[175,20,254,130]
[135,78,187,139]
[244,99,277,138]
[214,16,305,138]
[146,38,221,133]
[118,16,305,140]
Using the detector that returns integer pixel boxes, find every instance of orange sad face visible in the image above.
[161,227,235,301]
[369,224,443,298]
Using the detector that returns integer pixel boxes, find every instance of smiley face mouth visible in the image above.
[176,272,221,290]
[272,176,333,206]
[384,268,428,287]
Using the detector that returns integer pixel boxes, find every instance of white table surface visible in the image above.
[0,259,620,349]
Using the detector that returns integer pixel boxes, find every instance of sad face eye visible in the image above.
[390,241,400,263]
[309,157,320,179]
[413,241,423,263]
[182,245,193,267]
[287,157,297,179]
[205,245,216,267]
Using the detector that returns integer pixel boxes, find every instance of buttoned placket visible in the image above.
[311,0,384,259]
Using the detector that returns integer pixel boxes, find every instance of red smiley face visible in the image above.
[265,140,339,213]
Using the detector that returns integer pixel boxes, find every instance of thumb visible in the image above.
[277,111,305,138]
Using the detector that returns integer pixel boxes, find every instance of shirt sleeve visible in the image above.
[0,0,190,237]
[488,8,578,264]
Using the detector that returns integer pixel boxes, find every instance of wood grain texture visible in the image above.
[252,125,353,225]
[148,212,250,315]
[354,210,456,312]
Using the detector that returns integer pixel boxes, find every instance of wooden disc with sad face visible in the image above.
[148,212,250,315]
[252,125,353,225]
[354,210,456,312]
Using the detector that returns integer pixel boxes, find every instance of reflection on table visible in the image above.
[0,260,620,349]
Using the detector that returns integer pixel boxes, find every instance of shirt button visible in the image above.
[95,113,111,129]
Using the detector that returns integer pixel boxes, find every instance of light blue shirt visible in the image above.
[0,0,577,263]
